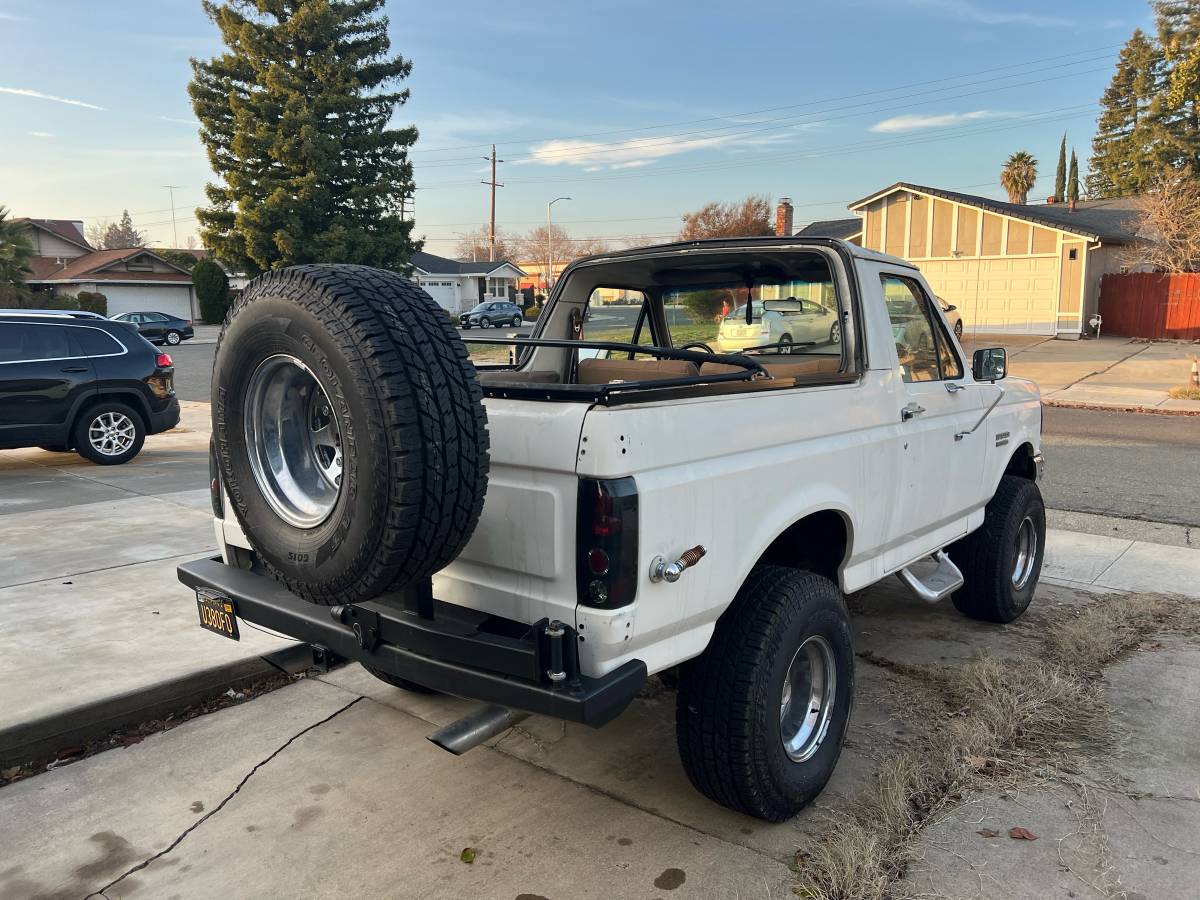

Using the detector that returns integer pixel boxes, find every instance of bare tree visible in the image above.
[678,195,773,240]
[1130,169,1200,272]
[85,220,110,248]
[455,225,515,262]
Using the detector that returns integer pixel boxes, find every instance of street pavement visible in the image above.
[1042,406,1200,528]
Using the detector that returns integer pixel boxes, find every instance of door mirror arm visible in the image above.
[955,387,1005,442]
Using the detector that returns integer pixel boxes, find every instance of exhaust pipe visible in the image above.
[427,704,529,755]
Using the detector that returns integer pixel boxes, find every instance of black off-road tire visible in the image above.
[212,265,490,605]
[72,401,146,465]
[948,475,1045,623]
[676,566,854,821]
[363,665,438,695]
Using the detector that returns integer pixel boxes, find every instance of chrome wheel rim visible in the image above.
[88,411,137,456]
[780,635,837,763]
[830,322,841,344]
[166,331,181,345]
[244,354,343,529]
[1012,515,1038,590]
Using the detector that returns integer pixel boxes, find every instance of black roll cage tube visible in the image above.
[463,336,770,399]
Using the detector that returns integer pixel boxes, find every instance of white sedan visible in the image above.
[715,300,840,354]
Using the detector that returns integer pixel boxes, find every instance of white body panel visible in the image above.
[102,284,195,320]
[220,242,1042,680]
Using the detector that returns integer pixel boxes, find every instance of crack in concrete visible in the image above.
[81,696,361,899]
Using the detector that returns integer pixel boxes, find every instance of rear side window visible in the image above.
[0,323,73,363]
[74,327,125,357]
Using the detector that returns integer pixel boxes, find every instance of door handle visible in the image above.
[945,382,966,393]
[60,366,89,373]
[901,402,926,421]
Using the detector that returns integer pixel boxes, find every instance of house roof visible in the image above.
[14,217,92,251]
[25,248,193,283]
[411,250,525,277]
[795,218,863,240]
[849,183,1143,244]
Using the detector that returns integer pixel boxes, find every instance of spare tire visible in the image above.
[212,265,489,605]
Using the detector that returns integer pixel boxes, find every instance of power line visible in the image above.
[412,56,1112,169]
[418,104,1098,189]
[409,42,1120,155]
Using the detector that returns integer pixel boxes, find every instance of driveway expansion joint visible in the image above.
[82,696,361,900]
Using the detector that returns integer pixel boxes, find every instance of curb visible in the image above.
[1043,400,1200,417]
[0,643,312,770]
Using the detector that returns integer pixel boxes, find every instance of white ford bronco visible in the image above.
[181,237,1045,821]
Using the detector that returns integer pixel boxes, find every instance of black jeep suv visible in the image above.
[0,312,180,464]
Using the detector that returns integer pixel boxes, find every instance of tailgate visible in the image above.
[433,397,589,625]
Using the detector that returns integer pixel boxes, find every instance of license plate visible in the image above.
[196,590,240,640]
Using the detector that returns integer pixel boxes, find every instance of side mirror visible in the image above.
[945,304,957,312]
[972,347,1007,382]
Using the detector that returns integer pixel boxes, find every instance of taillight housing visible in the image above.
[209,437,224,519]
[156,352,174,368]
[576,477,638,609]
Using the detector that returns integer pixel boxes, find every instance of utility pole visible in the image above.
[547,197,571,296]
[481,145,504,262]
[163,185,182,247]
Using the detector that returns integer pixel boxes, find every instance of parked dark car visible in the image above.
[0,313,180,464]
[458,300,524,329]
[111,311,195,346]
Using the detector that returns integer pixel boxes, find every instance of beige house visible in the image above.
[801,184,1142,337]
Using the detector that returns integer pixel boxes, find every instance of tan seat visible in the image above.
[577,358,699,384]
[700,356,843,380]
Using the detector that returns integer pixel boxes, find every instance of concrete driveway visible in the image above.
[2,578,1196,900]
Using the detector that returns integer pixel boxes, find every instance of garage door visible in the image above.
[103,285,195,321]
[920,257,1058,335]
[417,280,459,313]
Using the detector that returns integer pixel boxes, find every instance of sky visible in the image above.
[0,0,1154,258]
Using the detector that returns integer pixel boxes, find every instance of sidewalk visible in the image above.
[962,334,1200,413]
[0,402,299,768]
[189,323,221,345]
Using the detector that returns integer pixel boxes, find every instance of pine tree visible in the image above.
[1054,135,1067,202]
[1068,150,1080,203]
[189,0,420,274]
[1156,0,1200,173]
[1087,29,1167,197]
[101,210,146,249]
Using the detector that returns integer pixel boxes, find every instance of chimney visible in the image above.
[1069,198,1077,212]
[1046,196,1057,205]
[775,198,794,237]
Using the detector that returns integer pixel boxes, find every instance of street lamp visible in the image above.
[547,197,571,297]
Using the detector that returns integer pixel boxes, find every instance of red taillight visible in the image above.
[577,477,638,609]
[156,353,174,368]
[185,320,192,328]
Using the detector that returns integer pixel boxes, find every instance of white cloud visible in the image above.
[520,129,798,171]
[0,86,104,110]
[870,109,998,133]
[159,115,200,126]
[28,131,53,138]
[904,0,1071,28]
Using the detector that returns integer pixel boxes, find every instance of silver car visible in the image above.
[715,299,840,354]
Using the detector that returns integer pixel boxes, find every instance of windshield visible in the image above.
[468,303,490,313]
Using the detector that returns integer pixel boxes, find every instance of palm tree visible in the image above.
[1000,151,1039,205]
[0,206,34,300]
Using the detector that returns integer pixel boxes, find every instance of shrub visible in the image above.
[193,258,231,324]
[75,291,108,316]
[523,305,542,320]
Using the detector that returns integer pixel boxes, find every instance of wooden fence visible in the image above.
[1098,272,1200,340]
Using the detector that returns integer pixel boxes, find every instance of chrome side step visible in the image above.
[896,550,964,604]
